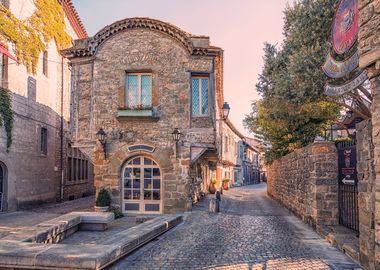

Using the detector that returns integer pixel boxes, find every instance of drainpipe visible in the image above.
[60,56,64,202]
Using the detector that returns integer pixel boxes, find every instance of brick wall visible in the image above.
[267,142,338,228]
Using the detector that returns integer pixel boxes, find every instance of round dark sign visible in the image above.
[332,0,359,55]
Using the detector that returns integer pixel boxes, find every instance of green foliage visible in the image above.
[244,0,341,164]
[0,0,72,73]
[108,206,124,219]
[0,87,13,150]
[96,188,111,207]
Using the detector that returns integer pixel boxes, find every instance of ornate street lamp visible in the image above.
[222,102,230,120]
[172,128,182,158]
[96,128,107,159]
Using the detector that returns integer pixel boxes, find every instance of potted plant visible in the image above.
[95,188,111,212]
[222,178,230,190]
[209,179,217,194]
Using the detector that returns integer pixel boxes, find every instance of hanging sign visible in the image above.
[325,70,368,96]
[323,51,358,79]
[332,0,359,55]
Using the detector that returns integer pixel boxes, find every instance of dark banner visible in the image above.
[337,144,357,185]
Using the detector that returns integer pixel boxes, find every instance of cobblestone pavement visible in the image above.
[109,184,362,270]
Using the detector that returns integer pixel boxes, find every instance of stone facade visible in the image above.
[267,142,338,228]
[63,18,224,214]
[356,120,377,269]
[358,1,380,269]
[0,0,93,211]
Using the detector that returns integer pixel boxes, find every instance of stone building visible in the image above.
[62,17,226,214]
[217,119,244,188]
[216,120,261,188]
[0,0,94,211]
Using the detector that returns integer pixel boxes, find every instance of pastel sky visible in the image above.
[72,0,288,136]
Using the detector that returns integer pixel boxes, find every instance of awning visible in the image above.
[0,44,17,62]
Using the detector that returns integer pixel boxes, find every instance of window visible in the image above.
[123,157,162,213]
[125,73,152,109]
[224,135,228,153]
[191,77,209,116]
[40,127,48,155]
[42,51,48,76]
[67,147,89,181]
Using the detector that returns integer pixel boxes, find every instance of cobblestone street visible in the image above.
[109,184,361,270]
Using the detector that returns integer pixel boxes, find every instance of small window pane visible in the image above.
[144,158,152,165]
[127,75,139,108]
[153,179,160,189]
[125,203,139,211]
[192,78,199,116]
[153,190,160,200]
[144,168,152,178]
[132,158,141,165]
[124,189,131,200]
[201,78,208,115]
[133,190,140,200]
[124,179,131,188]
[144,190,152,200]
[144,179,152,189]
[124,168,132,178]
[141,75,152,107]
[133,178,140,189]
[153,168,160,177]
[133,168,141,178]
[145,204,160,212]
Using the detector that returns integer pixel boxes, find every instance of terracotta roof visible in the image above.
[58,0,88,39]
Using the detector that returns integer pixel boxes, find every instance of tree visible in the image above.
[244,0,341,164]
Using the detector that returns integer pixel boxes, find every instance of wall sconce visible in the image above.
[172,128,182,158]
[96,128,107,159]
[222,102,230,120]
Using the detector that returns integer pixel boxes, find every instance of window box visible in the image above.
[117,109,153,117]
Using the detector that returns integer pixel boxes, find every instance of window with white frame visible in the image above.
[191,76,209,116]
[125,73,152,109]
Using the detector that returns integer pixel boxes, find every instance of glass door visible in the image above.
[123,157,162,213]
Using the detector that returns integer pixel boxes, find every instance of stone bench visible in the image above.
[0,214,182,269]
[1,212,114,244]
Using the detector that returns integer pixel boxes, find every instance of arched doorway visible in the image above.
[122,156,162,214]
[0,162,5,211]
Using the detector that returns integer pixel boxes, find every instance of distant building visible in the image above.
[0,0,93,211]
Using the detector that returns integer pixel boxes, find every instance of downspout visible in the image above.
[60,56,64,202]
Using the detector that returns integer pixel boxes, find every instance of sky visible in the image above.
[72,0,288,136]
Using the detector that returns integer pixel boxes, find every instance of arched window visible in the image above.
[122,156,162,213]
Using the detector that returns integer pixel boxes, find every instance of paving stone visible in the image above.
[108,184,362,270]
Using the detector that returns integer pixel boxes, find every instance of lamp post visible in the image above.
[172,128,182,159]
[96,128,107,159]
[217,102,230,193]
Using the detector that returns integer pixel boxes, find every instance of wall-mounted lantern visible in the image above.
[172,128,182,158]
[222,102,230,120]
[96,128,107,159]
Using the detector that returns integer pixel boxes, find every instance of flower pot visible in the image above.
[94,206,109,212]
[209,184,217,194]
[222,182,229,190]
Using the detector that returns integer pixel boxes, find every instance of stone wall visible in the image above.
[267,142,338,228]
[359,0,380,268]
[356,120,377,269]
